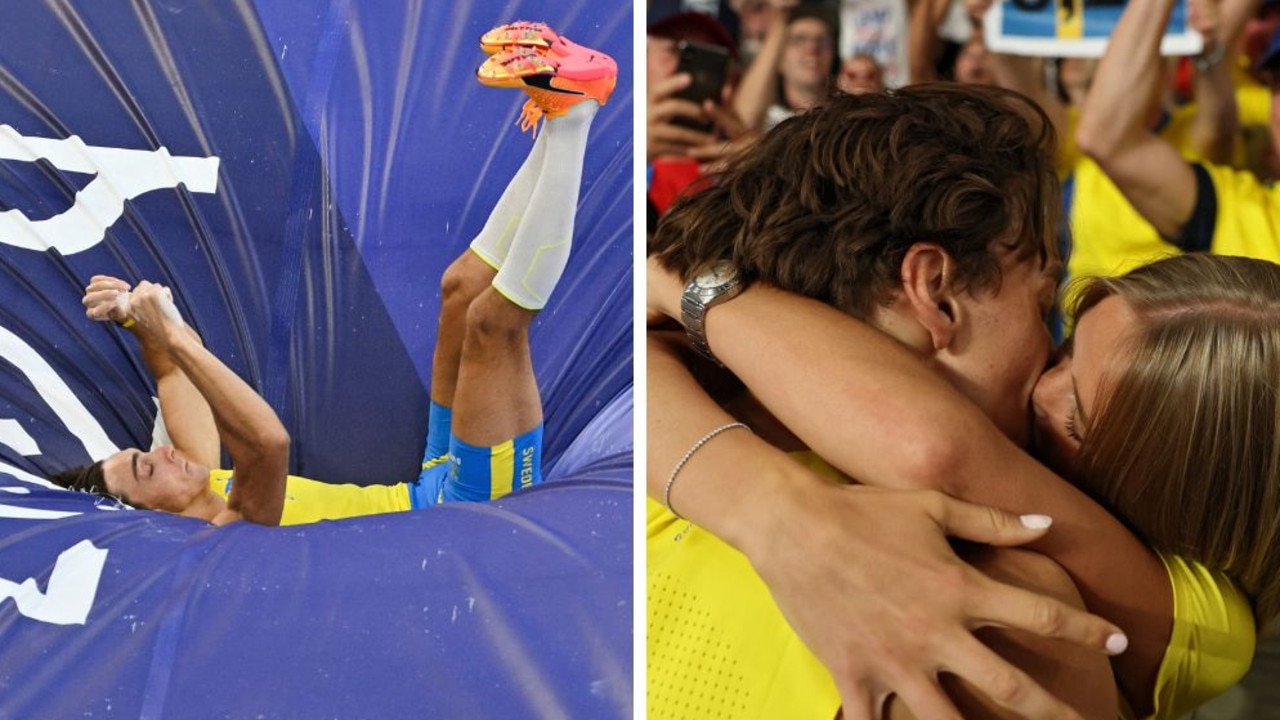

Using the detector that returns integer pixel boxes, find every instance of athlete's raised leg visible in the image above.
[418,26,614,503]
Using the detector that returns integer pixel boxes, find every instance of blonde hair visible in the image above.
[1073,254,1280,624]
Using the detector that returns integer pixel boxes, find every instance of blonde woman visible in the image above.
[648,253,1270,719]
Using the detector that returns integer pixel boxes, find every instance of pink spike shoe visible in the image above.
[480,21,563,54]
[477,42,617,136]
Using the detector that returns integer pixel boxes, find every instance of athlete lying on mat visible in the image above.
[46,21,617,527]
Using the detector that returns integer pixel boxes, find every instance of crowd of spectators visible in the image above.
[646,0,1280,302]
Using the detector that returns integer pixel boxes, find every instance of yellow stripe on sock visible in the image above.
[489,439,515,500]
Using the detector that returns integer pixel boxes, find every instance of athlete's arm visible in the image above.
[648,259,1167,715]
[83,275,219,467]
[128,282,288,526]
[650,330,1125,719]
[1076,0,1199,238]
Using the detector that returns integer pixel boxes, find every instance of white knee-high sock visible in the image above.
[491,100,597,310]
[468,129,550,269]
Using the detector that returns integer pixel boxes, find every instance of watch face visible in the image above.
[695,261,736,289]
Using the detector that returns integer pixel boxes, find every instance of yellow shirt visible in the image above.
[1059,106,1203,313]
[1199,161,1280,261]
[647,454,1255,720]
[1119,555,1256,720]
[209,468,412,526]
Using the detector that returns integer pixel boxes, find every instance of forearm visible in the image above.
[164,331,287,524]
[1077,0,1172,156]
[165,334,287,461]
[133,325,220,467]
[732,10,787,131]
[1188,0,1242,166]
[1077,0,1199,237]
[907,0,948,83]
[1189,0,1256,162]
[1190,58,1238,164]
[648,331,814,550]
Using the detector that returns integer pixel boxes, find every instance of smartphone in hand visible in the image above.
[672,40,731,131]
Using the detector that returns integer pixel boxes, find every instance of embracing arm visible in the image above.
[650,261,1168,712]
[128,283,288,526]
[650,330,1125,719]
[1076,0,1199,238]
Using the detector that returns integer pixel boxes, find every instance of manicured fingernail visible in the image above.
[1105,632,1128,655]
[1019,514,1052,529]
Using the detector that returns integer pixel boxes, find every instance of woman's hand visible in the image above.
[647,73,718,163]
[741,481,1126,720]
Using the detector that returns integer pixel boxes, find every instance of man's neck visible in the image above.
[179,489,228,523]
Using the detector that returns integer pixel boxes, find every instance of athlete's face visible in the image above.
[1031,294,1139,474]
[935,252,1059,448]
[101,445,210,512]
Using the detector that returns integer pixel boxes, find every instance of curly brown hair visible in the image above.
[650,83,1061,318]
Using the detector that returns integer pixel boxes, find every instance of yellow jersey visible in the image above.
[646,453,1255,720]
[1059,106,1204,313]
[208,469,412,526]
[1059,102,1278,316]
[1197,161,1280,261]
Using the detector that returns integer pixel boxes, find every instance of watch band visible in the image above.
[682,293,716,360]
[681,261,743,364]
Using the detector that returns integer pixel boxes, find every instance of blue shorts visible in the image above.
[410,402,544,507]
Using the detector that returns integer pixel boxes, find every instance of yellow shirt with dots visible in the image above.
[646,453,1255,720]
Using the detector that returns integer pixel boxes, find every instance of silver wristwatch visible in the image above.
[681,260,743,363]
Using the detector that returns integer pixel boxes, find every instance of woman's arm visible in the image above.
[650,331,1127,720]
[128,282,288,526]
[648,260,1168,713]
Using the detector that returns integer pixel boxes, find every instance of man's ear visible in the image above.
[900,242,962,352]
